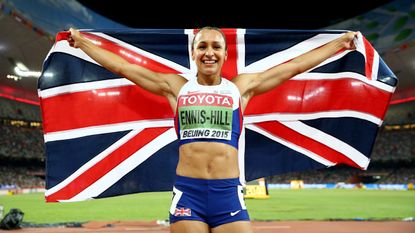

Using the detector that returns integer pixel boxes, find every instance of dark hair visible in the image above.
[191,26,227,51]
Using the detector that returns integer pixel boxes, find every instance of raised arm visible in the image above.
[233,31,357,111]
[67,28,186,109]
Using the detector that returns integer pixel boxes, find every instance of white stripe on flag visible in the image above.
[185,29,197,74]
[310,47,352,71]
[355,32,367,64]
[245,124,336,167]
[39,71,393,99]
[292,72,394,93]
[45,32,191,85]
[44,119,174,142]
[39,78,134,98]
[280,121,370,169]
[66,128,177,202]
[372,51,380,81]
[236,29,246,74]
[244,110,382,126]
[93,32,191,74]
[45,129,142,196]
[45,40,100,65]
[243,33,343,73]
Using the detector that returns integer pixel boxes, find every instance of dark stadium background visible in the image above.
[0,0,414,192]
[77,0,393,29]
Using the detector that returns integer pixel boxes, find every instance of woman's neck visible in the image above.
[197,74,221,86]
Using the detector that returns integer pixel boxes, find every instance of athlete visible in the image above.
[67,26,357,233]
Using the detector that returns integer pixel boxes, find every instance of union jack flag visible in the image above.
[38,28,397,202]
[174,208,192,217]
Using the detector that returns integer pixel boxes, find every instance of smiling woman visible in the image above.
[63,23,360,233]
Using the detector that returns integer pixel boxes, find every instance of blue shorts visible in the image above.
[169,175,250,228]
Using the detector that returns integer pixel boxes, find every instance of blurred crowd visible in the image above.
[0,98,41,121]
[0,125,44,159]
[267,167,415,184]
[371,128,415,161]
[0,166,44,189]
[383,101,415,125]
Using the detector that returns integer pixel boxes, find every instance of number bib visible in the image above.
[178,93,233,140]
[174,77,242,149]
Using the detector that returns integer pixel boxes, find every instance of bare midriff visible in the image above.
[176,142,239,179]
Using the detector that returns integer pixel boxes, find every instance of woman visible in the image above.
[68,26,357,233]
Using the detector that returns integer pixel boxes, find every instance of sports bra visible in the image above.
[174,77,243,149]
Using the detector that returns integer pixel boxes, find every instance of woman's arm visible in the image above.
[68,28,186,99]
[233,31,357,110]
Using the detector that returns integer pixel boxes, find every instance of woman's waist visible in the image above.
[174,175,241,187]
[177,142,239,179]
[179,141,238,155]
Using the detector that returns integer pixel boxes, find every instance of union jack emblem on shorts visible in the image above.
[174,207,192,217]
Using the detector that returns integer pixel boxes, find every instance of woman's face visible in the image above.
[192,29,227,77]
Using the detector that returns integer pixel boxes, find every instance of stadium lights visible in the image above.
[6,74,21,81]
[13,62,41,78]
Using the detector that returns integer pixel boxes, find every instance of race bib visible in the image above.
[178,93,233,140]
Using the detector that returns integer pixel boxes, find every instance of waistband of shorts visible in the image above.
[175,175,241,187]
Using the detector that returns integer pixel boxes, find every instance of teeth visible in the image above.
[203,60,216,64]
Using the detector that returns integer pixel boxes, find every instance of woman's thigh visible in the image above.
[170,220,210,233]
[212,221,253,233]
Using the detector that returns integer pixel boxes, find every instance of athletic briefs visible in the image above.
[169,175,250,228]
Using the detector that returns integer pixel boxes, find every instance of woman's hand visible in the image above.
[341,31,358,50]
[67,28,83,48]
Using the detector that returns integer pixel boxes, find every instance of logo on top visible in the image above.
[179,92,233,107]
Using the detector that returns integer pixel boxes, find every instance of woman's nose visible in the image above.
[205,47,214,56]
